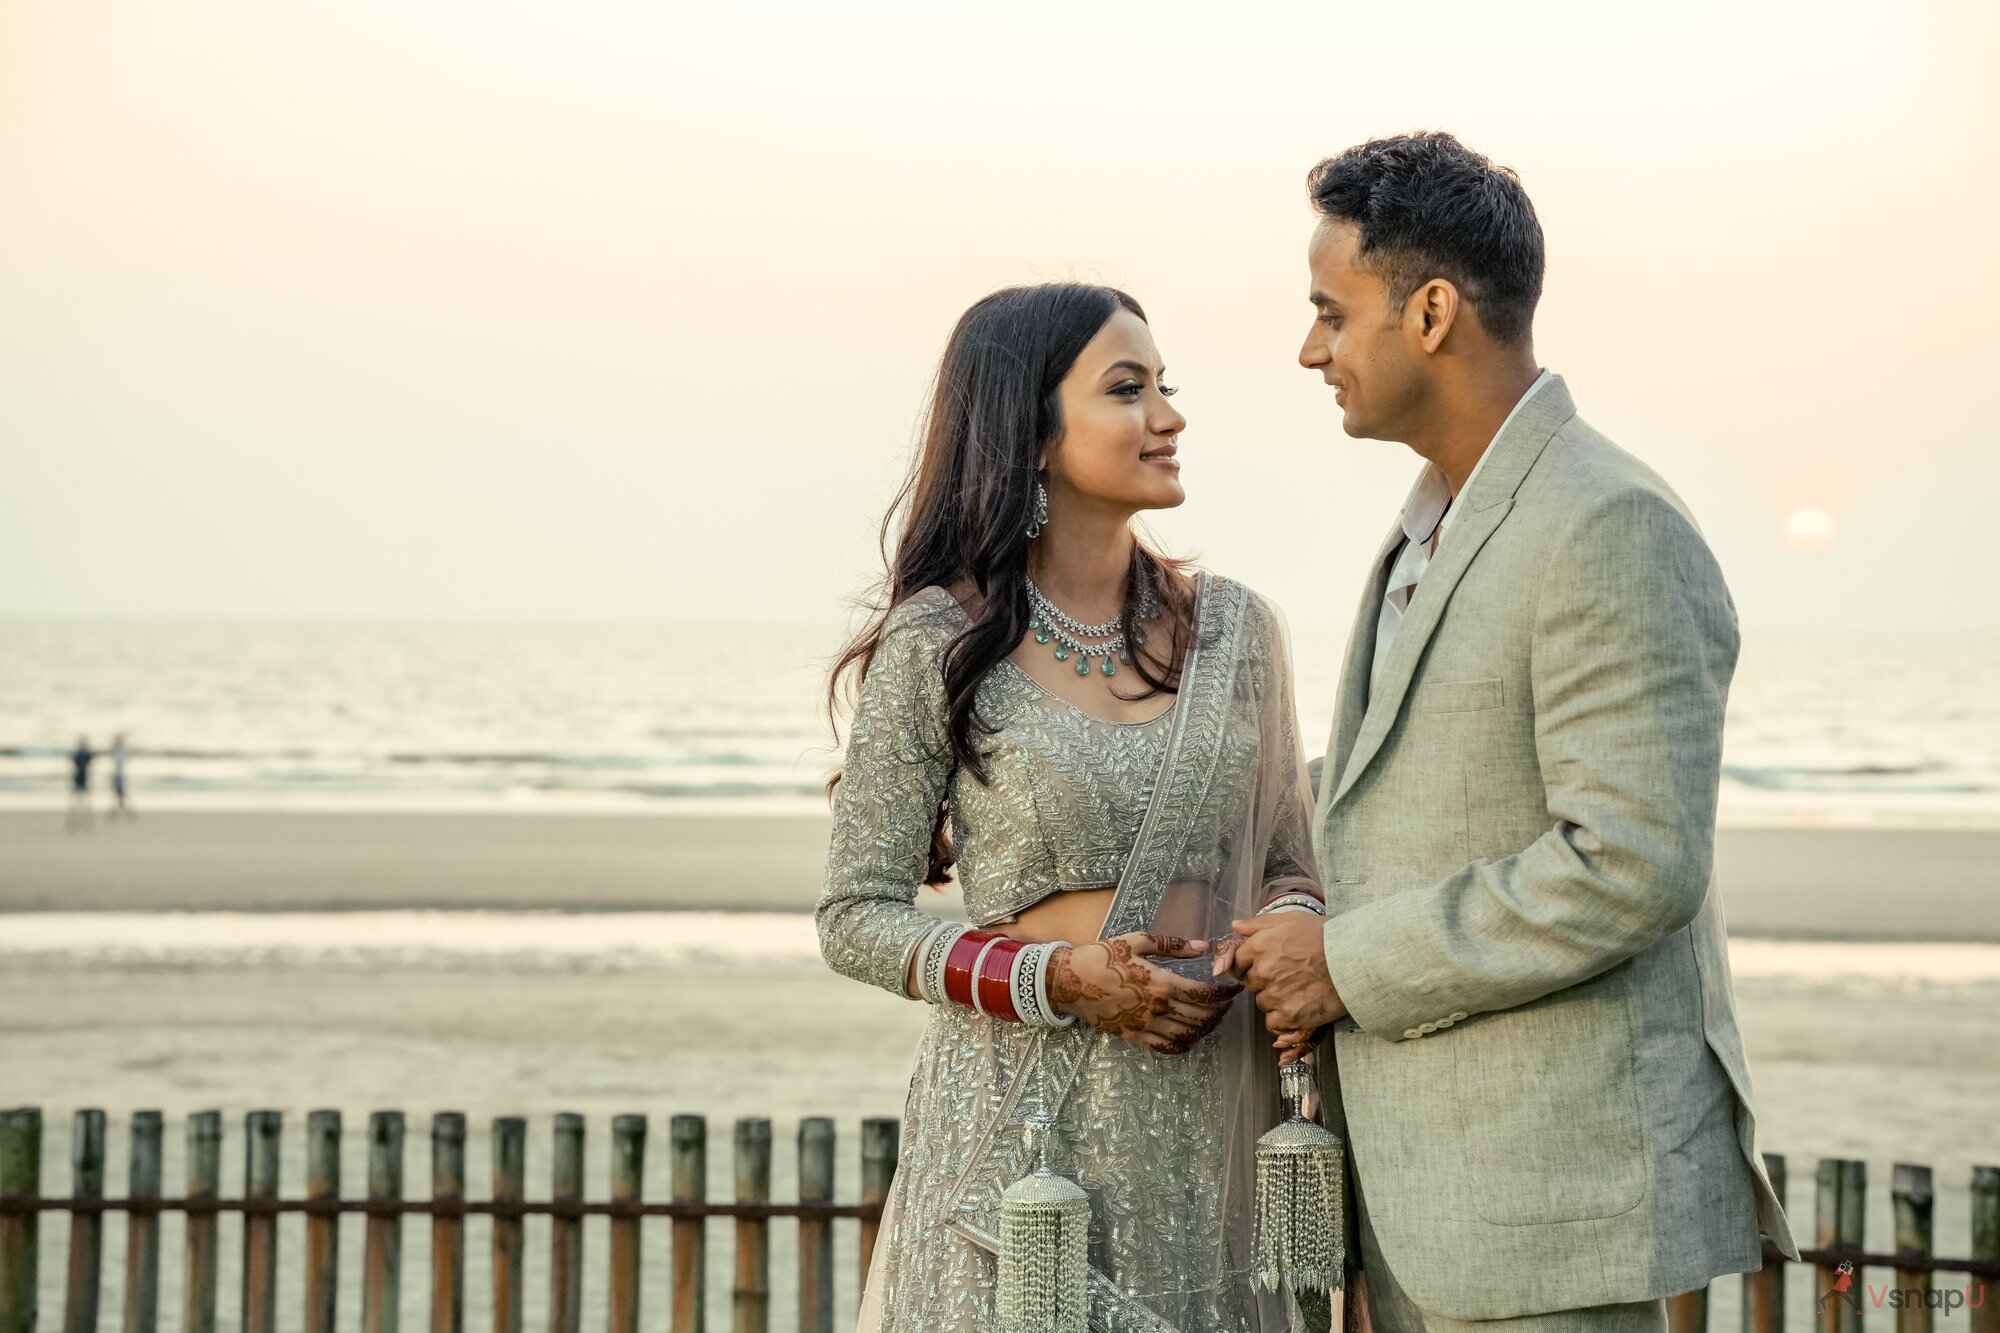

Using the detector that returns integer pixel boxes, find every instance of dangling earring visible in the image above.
[1025,479,1050,540]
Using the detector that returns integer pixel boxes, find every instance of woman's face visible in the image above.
[1042,308,1187,515]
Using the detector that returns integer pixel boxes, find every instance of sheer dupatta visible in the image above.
[914,573,1322,1333]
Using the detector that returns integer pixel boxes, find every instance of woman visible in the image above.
[818,283,1326,1332]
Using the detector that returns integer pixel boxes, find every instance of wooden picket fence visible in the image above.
[1,1106,1996,1333]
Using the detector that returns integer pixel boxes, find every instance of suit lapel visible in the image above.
[1326,374,1579,812]
[1314,519,1402,839]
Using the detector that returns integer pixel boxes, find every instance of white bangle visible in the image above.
[1016,941,1078,1028]
[918,924,968,1005]
[900,923,943,1000]
[1258,893,1325,917]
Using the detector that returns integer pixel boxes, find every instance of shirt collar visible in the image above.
[1398,367,1552,546]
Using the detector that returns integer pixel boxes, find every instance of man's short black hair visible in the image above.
[1307,132,1545,345]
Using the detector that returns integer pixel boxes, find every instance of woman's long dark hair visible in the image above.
[827,283,1194,884]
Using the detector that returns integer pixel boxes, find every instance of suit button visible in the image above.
[1435,1018,1453,1029]
[1448,1011,1468,1021]
[1418,1021,1438,1034]
[1402,1028,1422,1040]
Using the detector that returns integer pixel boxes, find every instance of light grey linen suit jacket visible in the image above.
[1311,374,1799,1320]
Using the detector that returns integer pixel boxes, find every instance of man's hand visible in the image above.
[1219,912,1347,1036]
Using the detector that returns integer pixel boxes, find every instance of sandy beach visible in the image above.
[4,811,1997,1331]
[3,810,1996,941]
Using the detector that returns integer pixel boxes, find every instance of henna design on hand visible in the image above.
[1049,935,1235,1055]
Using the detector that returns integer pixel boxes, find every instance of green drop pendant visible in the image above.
[1074,656,1092,677]
[1053,646,1069,661]
[1101,656,1117,677]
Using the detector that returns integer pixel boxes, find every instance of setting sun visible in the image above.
[1784,508,1838,554]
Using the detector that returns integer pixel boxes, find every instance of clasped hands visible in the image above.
[1047,914,1345,1060]
[1213,910,1347,1062]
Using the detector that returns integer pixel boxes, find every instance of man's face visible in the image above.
[1297,218,1423,442]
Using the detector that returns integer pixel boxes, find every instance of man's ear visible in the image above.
[1416,279,1460,353]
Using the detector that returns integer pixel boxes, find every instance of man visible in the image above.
[66,734,95,833]
[1224,133,1799,1333]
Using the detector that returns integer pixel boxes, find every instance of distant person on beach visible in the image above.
[818,284,1324,1331]
[66,735,95,832]
[108,733,133,818]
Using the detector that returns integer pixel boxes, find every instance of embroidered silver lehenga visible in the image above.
[817,571,1323,1333]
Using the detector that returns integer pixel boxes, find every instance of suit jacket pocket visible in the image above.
[1452,976,1647,1226]
[1414,676,1504,714]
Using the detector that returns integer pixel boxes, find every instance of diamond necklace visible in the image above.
[1023,573,1160,679]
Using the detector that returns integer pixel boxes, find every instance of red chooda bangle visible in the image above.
[974,937,1027,1021]
[941,929,1003,1009]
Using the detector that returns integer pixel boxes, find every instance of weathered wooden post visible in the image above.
[1972,1166,1999,1333]
[241,1109,282,1333]
[430,1113,467,1333]
[1892,1163,1933,1333]
[733,1119,771,1333]
[491,1117,526,1333]
[1818,1158,1872,1333]
[608,1115,647,1333]
[366,1111,406,1333]
[1667,1288,1708,1333]
[1817,1158,1844,1333]
[124,1111,163,1333]
[1842,1160,1868,1333]
[63,1110,106,1333]
[182,1111,222,1333]
[797,1119,834,1333]
[1743,1153,1787,1333]
[305,1110,342,1333]
[671,1115,707,1333]
[858,1119,897,1299]
[549,1113,584,1333]
[0,1108,42,1333]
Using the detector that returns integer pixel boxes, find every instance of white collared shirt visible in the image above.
[1368,369,1553,702]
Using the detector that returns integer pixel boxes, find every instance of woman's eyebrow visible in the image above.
[1099,359,1164,381]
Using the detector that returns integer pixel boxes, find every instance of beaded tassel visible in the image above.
[998,1111,1090,1333]
[1253,1061,1346,1329]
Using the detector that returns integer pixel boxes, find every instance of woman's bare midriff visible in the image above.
[996,886,1116,945]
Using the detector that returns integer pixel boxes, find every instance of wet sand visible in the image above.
[3,811,1997,941]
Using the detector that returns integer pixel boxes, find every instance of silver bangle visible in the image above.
[919,924,967,1005]
[899,924,942,1001]
[1258,892,1325,917]
[1018,941,1078,1028]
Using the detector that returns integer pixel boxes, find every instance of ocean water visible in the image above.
[4,617,1997,826]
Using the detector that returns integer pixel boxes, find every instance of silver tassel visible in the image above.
[998,1109,1090,1333]
[1253,1059,1346,1318]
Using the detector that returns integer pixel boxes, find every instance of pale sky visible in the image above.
[4,0,1995,633]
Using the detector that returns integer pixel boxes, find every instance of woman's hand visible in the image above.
[1047,932,1238,1055]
